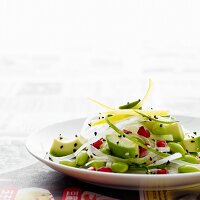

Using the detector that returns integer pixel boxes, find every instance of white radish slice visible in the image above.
[156,147,170,153]
[149,153,182,166]
[171,160,200,169]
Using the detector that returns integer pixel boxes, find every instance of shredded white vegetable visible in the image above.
[149,153,182,166]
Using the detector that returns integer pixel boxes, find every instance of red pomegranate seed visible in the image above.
[98,167,112,173]
[88,166,96,171]
[156,169,168,174]
[123,129,132,134]
[92,139,103,149]
[139,146,148,157]
[156,140,167,147]
[137,126,150,138]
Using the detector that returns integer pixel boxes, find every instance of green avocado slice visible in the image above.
[106,133,139,159]
[143,121,184,142]
[50,135,84,157]
[180,136,200,152]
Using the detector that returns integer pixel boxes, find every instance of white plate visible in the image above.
[26,116,200,191]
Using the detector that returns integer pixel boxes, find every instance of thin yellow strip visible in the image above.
[103,109,170,117]
[134,79,153,109]
[91,114,130,126]
[88,98,115,110]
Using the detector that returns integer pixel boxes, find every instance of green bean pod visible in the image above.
[119,100,140,109]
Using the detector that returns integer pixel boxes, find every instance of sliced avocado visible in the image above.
[152,123,168,135]
[50,135,84,157]
[142,121,173,140]
[142,121,156,132]
[106,133,139,159]
[180,136,200,152]
[150,122,184,142]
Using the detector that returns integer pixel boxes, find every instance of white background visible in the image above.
[0,0,200,136]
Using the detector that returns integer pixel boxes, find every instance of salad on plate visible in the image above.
[47,80,200,174]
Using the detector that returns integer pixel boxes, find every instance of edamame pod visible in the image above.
[59,160,77,167]
[90,160,106,170]
[182,155,200,164]
[178,165,200,173]
[111,162,129,173]
[76,151,89,166]
[168,142,186,155]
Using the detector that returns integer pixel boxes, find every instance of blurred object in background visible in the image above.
[0,0,200,136]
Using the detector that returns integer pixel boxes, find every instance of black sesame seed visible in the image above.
[186,149,189,153]
[191,140,195,143]
[118,135,122,138]
[150,157,152,161]
[151,108,153,110]
[94,132,97,136]
[167,160,170,165]
[102,116,104,119]
[49,157,53,161]
[160,124,163,127]
[74,143,77,147]
[123,135,126,138]
[149,118,152,121]
[59,137,63,140]
[75,134,78,137]
[154,115,158,119]
[193,132,197,135]
[73,149,77,153]
[191,136,194,139]
[60,145,63,149]
[135,155,138,158]
[88,123,91,127]
[103,139,106,142]
[90,155,93,158]
[153,161,156,163]
[116,141,119,145]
